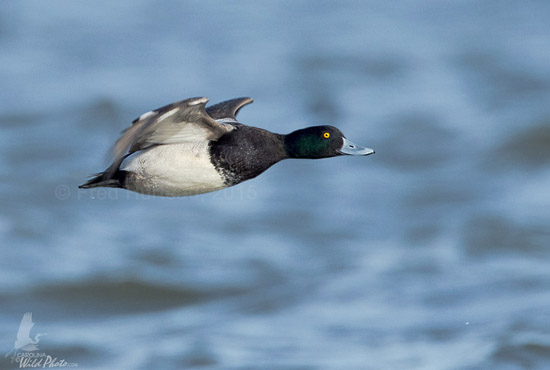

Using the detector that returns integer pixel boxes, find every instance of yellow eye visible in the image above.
[323,132,330,139]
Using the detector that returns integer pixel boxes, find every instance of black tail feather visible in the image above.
[78,170,125,189]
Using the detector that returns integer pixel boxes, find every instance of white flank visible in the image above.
[120,142,225,196]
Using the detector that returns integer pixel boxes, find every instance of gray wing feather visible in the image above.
[106,97,234,177]
[205,97,253,120]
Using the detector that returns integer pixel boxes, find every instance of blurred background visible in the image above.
[1,1,550,369]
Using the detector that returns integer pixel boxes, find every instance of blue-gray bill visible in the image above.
[338,137,375,156]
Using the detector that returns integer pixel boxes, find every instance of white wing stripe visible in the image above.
[138,110,156,121]
[157,108,179,122]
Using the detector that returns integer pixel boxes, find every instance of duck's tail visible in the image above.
[78,170,126,189]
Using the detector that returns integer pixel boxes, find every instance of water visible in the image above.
[1,1,550,369]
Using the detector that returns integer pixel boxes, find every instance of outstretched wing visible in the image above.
[106,97,234,177]
[206,97,253,121]
[16,313,34,341]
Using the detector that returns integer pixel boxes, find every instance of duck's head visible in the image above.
[284,125,374,159]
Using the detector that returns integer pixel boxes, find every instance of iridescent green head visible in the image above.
[284,125,374,159]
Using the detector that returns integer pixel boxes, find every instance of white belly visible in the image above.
[120,142,226,196]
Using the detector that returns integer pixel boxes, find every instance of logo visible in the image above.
[5,313,78,368]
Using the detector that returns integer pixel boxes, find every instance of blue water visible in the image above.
[1,1,550,369]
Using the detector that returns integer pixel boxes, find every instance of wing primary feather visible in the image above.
[206,97,253,120]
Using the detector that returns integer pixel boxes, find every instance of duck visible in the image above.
[79,97,374,197]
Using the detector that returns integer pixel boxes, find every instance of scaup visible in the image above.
[79,97,374,196]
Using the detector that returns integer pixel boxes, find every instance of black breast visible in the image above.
[209,126,288,186]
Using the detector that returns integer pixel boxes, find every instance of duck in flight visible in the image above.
[79,97,374,197]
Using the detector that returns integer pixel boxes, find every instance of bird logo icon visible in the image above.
[5,312,47,358]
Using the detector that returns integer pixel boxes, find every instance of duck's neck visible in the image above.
[283,131,319,159]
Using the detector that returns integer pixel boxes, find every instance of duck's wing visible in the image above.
[206,97,253,121]
[107,97,233,177]
[124,97,233,152]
